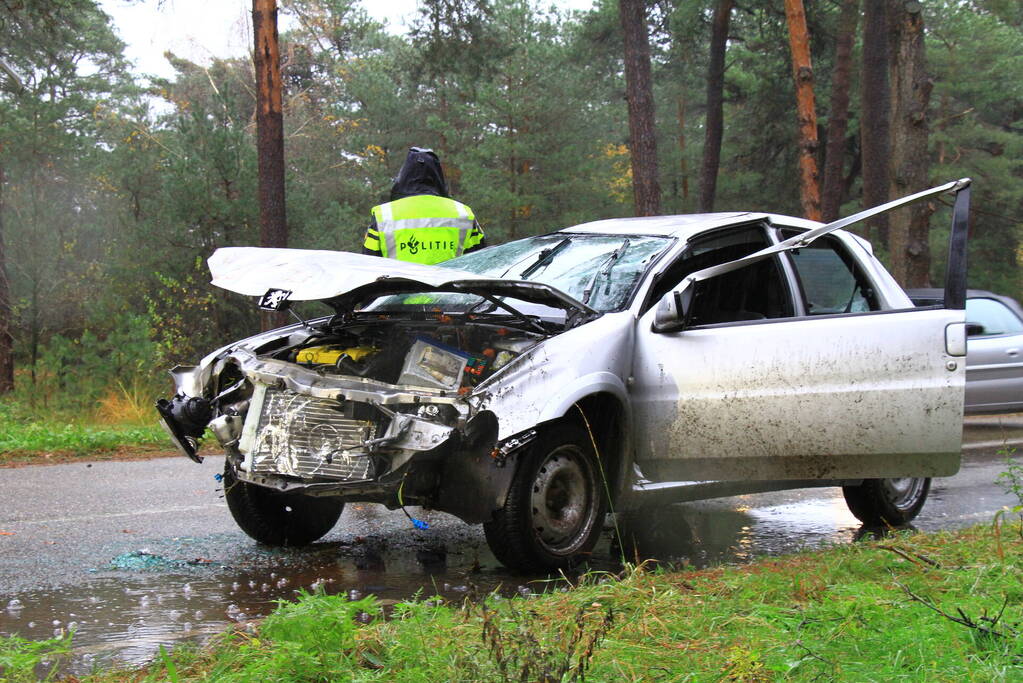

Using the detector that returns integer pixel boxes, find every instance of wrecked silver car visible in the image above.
[158,180,972,572]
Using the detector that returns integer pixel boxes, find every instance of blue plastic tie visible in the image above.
[214,473,223,482]
[412,518,429,530]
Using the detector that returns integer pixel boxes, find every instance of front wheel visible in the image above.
[223,462,344,546]
[483,423,608,573]
[842,477,931,526]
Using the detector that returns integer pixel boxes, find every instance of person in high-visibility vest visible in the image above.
[363,147,486,265]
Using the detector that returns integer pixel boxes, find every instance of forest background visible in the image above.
[0,0,1021,440]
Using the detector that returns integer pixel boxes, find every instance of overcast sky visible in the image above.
[98,0,594,80]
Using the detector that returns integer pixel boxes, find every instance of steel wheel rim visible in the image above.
[530,445,596,553]
[882,477,924,510]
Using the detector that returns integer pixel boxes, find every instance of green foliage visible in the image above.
[926,1,1023,299]
[145,267,232,368]
[997,447,1023,512]
[7,312,164,412]
[158,645,181,683]
[0,309,168,457]
[466,601,614,682]
[0,398,164,457]
[0,0,136,372]
[455,1,630,242]
[241,592,382,679]
[0,419,164,456]
[142,592,389,681]
[0,632,71,682]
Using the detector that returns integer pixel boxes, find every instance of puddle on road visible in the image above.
[0,518,541,677]
[0,491,889,676]
[616,491,863,566]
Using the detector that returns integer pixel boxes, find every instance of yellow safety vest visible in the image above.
[366,195,482,265]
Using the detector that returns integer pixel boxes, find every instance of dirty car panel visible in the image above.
[632,308,964,482]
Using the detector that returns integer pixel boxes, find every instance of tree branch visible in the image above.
[894,579,1017,639]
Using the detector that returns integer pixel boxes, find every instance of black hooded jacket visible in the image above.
[389,147,450,200]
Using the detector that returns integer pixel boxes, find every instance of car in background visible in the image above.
[907,288,1023,414]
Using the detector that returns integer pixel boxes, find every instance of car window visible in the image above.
[966,298,1023,336]
[439,233,672,312]
[647,224,793,323]
[780,230,880,315]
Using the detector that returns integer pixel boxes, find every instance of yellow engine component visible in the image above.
[341,346,378,363]
[295,346,341,365]
[295,345,378,365]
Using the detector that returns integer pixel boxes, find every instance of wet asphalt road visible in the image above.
[2,415,1022,673]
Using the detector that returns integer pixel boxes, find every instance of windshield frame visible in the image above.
[439,231,676,315]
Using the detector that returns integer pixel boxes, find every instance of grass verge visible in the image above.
[0,398,168,463]
[0,420,167,464]
[5,523,1023,681]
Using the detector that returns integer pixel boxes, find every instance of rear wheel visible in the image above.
[484,423,608,572]
[842,477,930,526]
[223,462,344,546]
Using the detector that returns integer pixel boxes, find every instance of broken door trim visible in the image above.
[681,178,972,294]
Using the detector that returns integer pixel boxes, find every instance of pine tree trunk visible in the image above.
[821,0,858,222]
[699,0,732,213]
[860,0,890,241]
[887,0,933,287]
[784,0,821,221]
[619,0,661,216]
[253,0,289,329]
[677,94,689,201]
[0,161,13,395]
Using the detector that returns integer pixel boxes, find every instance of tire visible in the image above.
[223,462,344,546]
[483,423,608,572]
[842,477,931,526]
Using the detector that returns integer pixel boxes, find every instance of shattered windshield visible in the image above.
[362,233,671,316]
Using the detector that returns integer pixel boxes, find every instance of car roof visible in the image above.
[907,288,1006,301]
[906,288,1023,319]
[561,212,822,240]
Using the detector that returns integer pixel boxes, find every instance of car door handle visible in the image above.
[945,323,967,357]
[1008,348,1020,357]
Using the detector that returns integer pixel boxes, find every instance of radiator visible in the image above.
[248,387,376,481]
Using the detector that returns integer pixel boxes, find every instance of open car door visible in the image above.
[631,180,971,483]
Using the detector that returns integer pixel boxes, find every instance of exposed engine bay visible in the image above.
[280,319,535,391]
[157,317,543,519]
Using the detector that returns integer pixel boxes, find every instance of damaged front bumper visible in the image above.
[237,380,458,479]
[156,390,211,463]
[158,348,519,523]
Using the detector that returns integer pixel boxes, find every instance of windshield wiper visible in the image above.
[469,294,547,334]
[582,239,630,305]
[519,238,572,279]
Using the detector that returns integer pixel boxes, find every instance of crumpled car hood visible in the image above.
[208,247,596,316]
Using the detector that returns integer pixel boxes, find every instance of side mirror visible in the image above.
[652,281,695,334]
